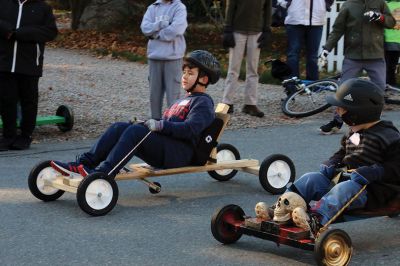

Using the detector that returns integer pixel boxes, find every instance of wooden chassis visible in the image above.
[42,103,262,195]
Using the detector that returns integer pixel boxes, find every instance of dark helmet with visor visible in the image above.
[326,78,384,126]
[183,50,221,85]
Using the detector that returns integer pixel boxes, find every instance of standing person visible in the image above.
[278,0,333,81]
[384,0,400,87]
[0,0,58,151]
[141,0,188,120]
[222,0,272,117]
[318,0,395,135]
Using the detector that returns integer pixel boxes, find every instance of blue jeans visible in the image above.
[288,172,367,225]
[78,122,193,176]
[286,25,323,80]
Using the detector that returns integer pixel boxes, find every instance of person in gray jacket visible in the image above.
[141,0,188,120]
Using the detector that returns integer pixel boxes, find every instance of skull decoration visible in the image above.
[273,192,307,223]
[254,202,271,220]
[292,207,311,230]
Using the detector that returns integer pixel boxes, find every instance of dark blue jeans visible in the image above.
[78,122,193,176]
[286,25,323,80]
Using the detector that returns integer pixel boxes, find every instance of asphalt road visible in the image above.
[1,112,399,266]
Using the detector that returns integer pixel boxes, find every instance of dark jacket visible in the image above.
[324,0,395,60]
[328,121,400,209]
[0,0,58,76]
[224,0,272,32]
[160,92,215,168]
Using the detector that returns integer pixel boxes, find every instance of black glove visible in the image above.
[257,30,271,49]
[222,26,235,49]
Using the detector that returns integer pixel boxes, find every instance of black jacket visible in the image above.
[0,0,57,76]
[328,120,400,209]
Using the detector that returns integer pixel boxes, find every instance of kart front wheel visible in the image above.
[77,173,118,216]
[28,160,65,201]
[211,204,245,244]
[314,229,353,266]
[259,154,295,194]
[208,143,240,181]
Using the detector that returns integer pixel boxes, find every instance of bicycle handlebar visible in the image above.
[282,76,301,85]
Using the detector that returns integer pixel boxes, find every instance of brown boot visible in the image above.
[242,105,264,117]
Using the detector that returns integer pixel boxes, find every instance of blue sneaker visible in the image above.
[51,161,81,176]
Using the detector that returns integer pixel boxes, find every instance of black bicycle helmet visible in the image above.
[326,78,384,125]
[184,50,221,85]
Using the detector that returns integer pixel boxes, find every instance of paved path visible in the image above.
[1,112,399,265]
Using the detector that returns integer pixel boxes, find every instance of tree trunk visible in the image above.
[69,0,91,30]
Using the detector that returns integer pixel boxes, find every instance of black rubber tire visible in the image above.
[282,79,338,118]
[28,160,65,201]
[314,229,353,266]
[56,105,74,132]
[259,154,295,194]
[149,182,161,194]
[211,204,245,244]
[208,143,240,181]
[76,173,118,216]
[384,86,400,105]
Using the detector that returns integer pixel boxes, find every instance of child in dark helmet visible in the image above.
[50,50,221,178]
[269,78,400,235]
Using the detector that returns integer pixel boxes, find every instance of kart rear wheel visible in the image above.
[314,229,353,266]
[28,160,65,201]
[77,173,118,216]
[56,105,74,132]
[259,154,295,194]
[208,143,240,181]
[211,204,245,244]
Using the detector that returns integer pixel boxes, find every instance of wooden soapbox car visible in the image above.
[28,104,296,216]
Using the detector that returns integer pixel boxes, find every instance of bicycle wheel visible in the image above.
[282,79,338,118]
[385,85,400,105]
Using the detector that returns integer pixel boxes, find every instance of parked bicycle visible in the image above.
[266,59,400,118]
[281,77,339,118]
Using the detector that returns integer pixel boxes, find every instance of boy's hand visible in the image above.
[318,49,329,68]
[319,164,336,179]
[222,26,235,49]
[351,164,384,185]
[364,11,384,22]
[144,119,164,132]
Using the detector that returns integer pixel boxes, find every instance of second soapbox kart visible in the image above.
[211,181,400,266]
[28,104,296,216]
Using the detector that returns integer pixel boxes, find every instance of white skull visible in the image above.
[273,192,307,223]
[254,202,270,220]
[292,207,311,230]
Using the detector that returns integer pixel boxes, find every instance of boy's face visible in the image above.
[181,66,199,91]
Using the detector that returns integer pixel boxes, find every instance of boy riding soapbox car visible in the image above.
[211,172,400,266]
[28,104,296,216]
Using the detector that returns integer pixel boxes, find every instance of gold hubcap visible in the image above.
[323,235,352,266]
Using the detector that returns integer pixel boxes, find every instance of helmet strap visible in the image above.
[186,73,208,92]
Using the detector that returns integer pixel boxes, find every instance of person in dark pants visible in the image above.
[50,50,221,178]
[0,0,58,150]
